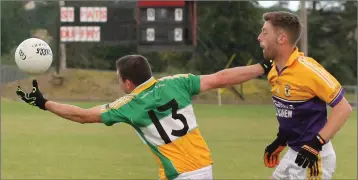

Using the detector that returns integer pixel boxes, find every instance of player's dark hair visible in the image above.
[116,55,152,86]
[263,11,302,45]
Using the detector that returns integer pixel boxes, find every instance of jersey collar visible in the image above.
[284,47,303,67]
[131,77,157,94]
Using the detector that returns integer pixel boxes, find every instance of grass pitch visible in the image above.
[1,100,356,179]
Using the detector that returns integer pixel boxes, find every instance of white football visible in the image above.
[15,38,53,75]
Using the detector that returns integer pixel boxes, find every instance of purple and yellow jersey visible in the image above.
[268,48,344,151]
[99,74,213,180]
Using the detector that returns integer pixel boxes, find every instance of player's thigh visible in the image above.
[185,171,212,180]
[320,141,337,179]
[271,149,294,180]
[272,142,336,180]
[302,144,336,180]
[174,165,213,180]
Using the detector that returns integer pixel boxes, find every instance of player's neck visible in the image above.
[274,46,295,72]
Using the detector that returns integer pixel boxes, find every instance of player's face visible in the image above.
[257,22,279,60]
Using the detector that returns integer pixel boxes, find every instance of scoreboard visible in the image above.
[59,1,137,44]
[137,1,196,52]
[59,1,196,52]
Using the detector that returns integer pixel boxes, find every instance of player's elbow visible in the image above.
[341,98,353,115]
[345,102,353,115]
[78,116,98,124]
[343,103,353,123]
[215,69,230,87]
[334,98,353,119]
[200,73,225,92]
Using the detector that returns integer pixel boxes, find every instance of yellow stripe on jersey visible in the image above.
[306,154,322,180]
[298,57,336,89]
[157,128,213,179]
[102,77,158,113]
[132,77,157,94]
[100,95,134,113]
[112,95,134,109]
[158,74,190,81]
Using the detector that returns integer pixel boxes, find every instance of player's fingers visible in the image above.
[268,155,277,168]
[273,155,280,167]
[294,153,302,164]
[270,155,277,167]
[272,146,285,155]
[32,80,38,93]
[295,154,305,167]
[16,86,24,94]
[16,87,26,98]
[16,86,23,91]
[302,159,310,168]
[32,79,38,88]
[265,153,274,168]
[267,155,272,167]
[276,155,281,165]
[264,152,270,167]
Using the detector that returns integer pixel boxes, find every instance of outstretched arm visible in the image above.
[200,63,267,92]
[45,101,102,124]
[16,79,103,124]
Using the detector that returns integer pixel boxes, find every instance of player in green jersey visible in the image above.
[16,55,272,180]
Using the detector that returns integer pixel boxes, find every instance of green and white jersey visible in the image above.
[100,74,213,180]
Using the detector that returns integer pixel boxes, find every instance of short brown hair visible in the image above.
[263,11,302,45]
[116,55,152,86]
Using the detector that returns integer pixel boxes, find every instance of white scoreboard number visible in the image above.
[174,8,183,22]
[174,28,183,42]
[142,7,185,43]
[147,8,155,21]
[146,28,155,41]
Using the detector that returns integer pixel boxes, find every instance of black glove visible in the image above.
[16,79,48,110]
[259,60,273,75]
[264,133,287,168]
[295,134,326,169]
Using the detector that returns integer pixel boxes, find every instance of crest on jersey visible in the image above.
[284,84,291,97]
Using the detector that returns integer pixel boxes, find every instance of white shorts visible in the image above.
[174,165,213,180]
[272,141,336,180]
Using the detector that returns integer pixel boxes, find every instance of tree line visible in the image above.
[1,1,357,85]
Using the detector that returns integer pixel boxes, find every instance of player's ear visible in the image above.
[124,79,133,89]
[277,33,286,45]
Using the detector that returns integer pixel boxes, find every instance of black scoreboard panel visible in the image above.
[139,7,184,22]
[137,1,195,52]
[138,8,188,45]
[59,1,196,51]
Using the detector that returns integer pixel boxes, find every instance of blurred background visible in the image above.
[1,1,357,179]
[1,0,357,104]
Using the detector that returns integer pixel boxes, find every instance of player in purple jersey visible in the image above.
[257,11,352,179]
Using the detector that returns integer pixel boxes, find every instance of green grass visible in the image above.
[1,100,357,179]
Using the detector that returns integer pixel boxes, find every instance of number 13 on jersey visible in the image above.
[147,99,196,144]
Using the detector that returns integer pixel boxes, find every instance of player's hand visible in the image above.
[16,79,48,110]
[259,59,273,75]
[295,134,325,169]
[264,136,287,168]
